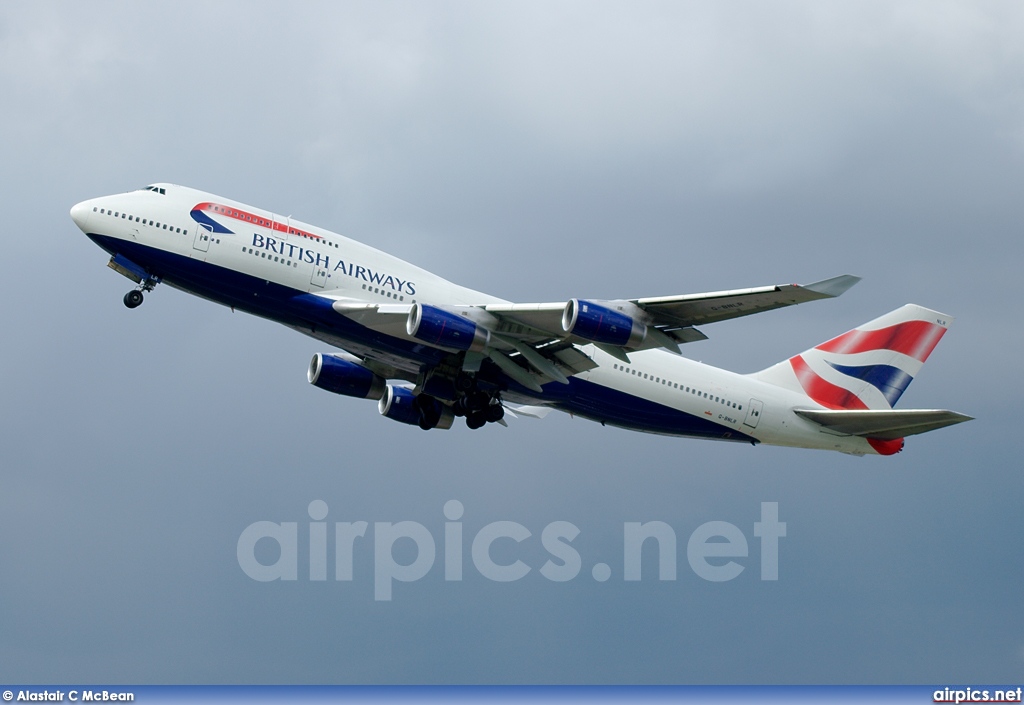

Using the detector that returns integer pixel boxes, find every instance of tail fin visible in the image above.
[750,304,952,410]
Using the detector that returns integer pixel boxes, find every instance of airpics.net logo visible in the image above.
[237,500,786,601]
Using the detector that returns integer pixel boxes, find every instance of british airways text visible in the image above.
[251,234,416,295]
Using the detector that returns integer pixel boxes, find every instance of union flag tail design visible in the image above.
[751,304,952,411]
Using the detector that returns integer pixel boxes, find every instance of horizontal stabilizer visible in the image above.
[794,408,973,440]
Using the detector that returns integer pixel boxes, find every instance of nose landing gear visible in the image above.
[108,256,160,310]
[123,290,144,308]
[122,275,160,309]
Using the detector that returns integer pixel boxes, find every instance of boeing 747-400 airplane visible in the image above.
[70,184,971,455]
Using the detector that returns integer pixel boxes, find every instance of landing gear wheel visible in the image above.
[123,290,144,308]
[418,407,441,430]
[484,403,505,423]
[466,412,487,430]
[454,373,474,393]
[466,391,490,412]
[414,394,442,430]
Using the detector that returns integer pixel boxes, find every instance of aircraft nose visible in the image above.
[70,200,91,231]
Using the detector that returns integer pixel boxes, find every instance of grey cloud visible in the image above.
[0,0,1019,684]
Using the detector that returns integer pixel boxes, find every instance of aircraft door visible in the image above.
[310,265,328,288]
[743,399,763,428]
[193,223,212,252]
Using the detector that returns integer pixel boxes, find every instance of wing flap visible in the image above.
[551,346,598,374]
[794,408,973,439]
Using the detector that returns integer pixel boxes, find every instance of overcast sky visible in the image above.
[1,0,1021,684]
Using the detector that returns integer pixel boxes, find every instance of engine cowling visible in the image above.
[407,304,490,352]
[308,353,386,400]
[562,299,646,347]
[378,385,454,430]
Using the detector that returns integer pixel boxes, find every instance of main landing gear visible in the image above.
[417,365,506,431]
[451,390,505,430]
[412,393,446,431]
[409,390,504,431]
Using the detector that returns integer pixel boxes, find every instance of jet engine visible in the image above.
[378,385,454,430]
[561,299,646,347]
[407,304,490,352]
[308,353,386,400]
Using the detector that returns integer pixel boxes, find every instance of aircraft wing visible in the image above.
[631,274,861,327]
[794,408,974,439]
[483,275,860,351]
[323,275,860,390]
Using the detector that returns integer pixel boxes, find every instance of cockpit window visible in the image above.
[142,185,167,195]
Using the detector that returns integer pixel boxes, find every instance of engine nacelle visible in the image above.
[378,385,454,430]
[562,299,646,347]
[308,353,386,400]
[407,304,490,352]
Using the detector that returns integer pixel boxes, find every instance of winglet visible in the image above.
[803,274,861,299]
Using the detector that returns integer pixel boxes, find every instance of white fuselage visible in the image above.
[70,184,884,455]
